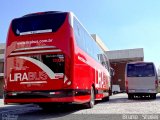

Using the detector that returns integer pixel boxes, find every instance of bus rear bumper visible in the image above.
[4,89,90,104]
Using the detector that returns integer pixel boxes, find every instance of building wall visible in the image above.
[0,62,4,73]
[0,78,4,97]
[0,43,5,97]
[0,62,4,97]
[106,48,144,92]
[106,48,144,60]
[91,34,109,51]
[110,62,127,91]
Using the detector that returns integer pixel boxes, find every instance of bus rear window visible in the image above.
[12,13,67,36]
[42,54,64,73]
[127,63,155,77]
[30,54,64,74]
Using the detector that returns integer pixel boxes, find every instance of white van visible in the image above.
[112,85,120,94]
[125,62,158,99]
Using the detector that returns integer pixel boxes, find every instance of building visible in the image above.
[106,48,144,92]
[91,34,109,51]
[0,43,5,97]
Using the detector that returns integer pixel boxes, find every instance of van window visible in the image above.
[127,63,155,77]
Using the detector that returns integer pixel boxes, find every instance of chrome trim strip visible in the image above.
[20,29,52,35]
[20,81,47,84]
[14,46,56,51]
[10,49,62,56]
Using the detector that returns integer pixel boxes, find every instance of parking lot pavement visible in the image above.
[0,98,4,108]
[73,93,160,114]
[1,93,160,120]
[0,98,19,110]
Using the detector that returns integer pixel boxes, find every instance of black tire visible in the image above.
[128,94,133,100]
[151,94,156,99]
[85,86,95,108]
[102,96,110,102]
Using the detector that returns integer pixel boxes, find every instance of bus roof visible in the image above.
[22,11,69,18]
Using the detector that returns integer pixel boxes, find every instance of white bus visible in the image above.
[125,62,158,99]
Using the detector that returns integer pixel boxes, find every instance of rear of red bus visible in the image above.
[4,11,77,104]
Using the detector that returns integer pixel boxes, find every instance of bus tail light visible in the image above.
[64,56,71,87]
[66,80,72,86]
[155,80,158,88]
[49,91,61,95]
[125,80,128,93]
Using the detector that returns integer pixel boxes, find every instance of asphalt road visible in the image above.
[1,93,160,120]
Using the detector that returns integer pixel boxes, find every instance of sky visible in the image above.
[1,0,160,69]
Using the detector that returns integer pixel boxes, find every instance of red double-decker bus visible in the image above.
[4,11,111,108]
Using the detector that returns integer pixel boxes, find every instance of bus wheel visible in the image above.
[85,86,95,108]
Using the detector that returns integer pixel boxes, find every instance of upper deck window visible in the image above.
[12,13,67,36]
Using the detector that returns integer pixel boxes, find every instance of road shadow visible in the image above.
[1,102,93,120]
[1,94,160,120]
[17,103,89,120]
[0,98,112,120]
[1,99,127,120]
